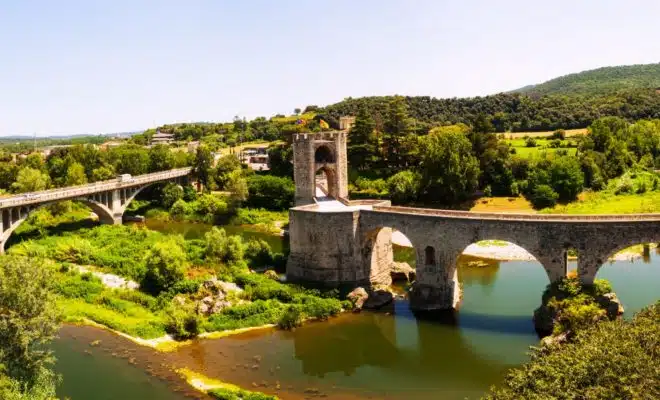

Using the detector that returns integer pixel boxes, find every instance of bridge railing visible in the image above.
[371,205,660,222]
[0,167,192,209]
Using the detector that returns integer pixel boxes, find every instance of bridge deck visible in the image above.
[0,167,192,209]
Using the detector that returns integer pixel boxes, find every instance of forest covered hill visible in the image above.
[511,63,660,97]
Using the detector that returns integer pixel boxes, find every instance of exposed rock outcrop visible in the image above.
[347,287,394,311]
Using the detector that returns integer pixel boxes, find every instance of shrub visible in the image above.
[529,184,558,209]
[277,305,304,330]
[196,194,228,221]
[204,227,245,264]
[246,175,295,210]
[170,199,190,219]
[386,170,421,204]
[551,129,566,140]
[142,240,188,295]
[164,304,201,340]
[244,239,273,268]
[525,137,537,147]
[294,295,342,320]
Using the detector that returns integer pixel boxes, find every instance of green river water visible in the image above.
[52,222,660,400]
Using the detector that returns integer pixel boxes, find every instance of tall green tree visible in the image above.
[11,168,49,193]
[383,96,412,168]
[148,144,174,172]
[0,257,60,390]
[64,162,87,186]
[347,107,378,171]
[193,145,214,191]
[420,126,480,203]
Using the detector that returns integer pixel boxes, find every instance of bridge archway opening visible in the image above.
[593,242,660,316]
[362,227,415,286]
[315,167,337,199]
[314,145,336,164]
[457,240,548,316]
[1,199,112,253]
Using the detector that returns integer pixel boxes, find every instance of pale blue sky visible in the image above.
[1,0,659,136]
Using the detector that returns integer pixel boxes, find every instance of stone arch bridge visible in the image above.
[287,200,660,311]
[0,167,192,253]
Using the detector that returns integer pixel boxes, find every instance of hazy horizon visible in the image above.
[2,0,660,136]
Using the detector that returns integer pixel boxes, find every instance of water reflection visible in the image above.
[287,313,401,377]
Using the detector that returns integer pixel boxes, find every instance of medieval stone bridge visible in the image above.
[0,167,192,253]
[286,132,660,310]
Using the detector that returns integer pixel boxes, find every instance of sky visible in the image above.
[1,0,660,136]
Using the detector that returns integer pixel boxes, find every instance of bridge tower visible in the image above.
[292,131,349,206]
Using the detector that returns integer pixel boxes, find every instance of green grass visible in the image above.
[545,191,660,214]
[504,137,578,159]
[544,171,660,214]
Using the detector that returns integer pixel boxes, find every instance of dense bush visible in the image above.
[277,304,304,330]
[529,184,559,209]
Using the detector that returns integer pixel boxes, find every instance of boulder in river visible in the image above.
[596,292,625,318]
[264,270,280,281]
[390,262,415,282]
[347,287,368,311]
[363,290,394,310]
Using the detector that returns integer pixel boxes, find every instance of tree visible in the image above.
[65,162,87,186]
[11,168,49,193]
[214,154,241,189]
[420,126,480,203]
[383,96,412,168]
[267,145,293,178]
[148,144,174,172]
[293,108,301,115]
[348,107,378,171]
[193,145,213,191]
[91,165,115,182]
[142,240,188,294]
[548,156,584,202]
[226,170,248,205]
[529,184,559,209]
[204,227,244,264]
[246,175,295,210]
[0,257,60,388]
[386,170,421,204]
[161,183,184,208]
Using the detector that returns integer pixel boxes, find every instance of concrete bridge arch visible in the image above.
[0,168,192,253]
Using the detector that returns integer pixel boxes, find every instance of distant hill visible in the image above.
[511,63,660,96]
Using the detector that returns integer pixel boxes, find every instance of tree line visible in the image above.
[330,96,660,209]
[320,88,660,133]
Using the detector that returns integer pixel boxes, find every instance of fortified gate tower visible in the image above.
[292,131,349,205]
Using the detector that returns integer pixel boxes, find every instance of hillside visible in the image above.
[512,63,660,96]
[320,88,660,132]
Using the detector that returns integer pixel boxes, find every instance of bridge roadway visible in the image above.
[287,199,660,311]
[0,167,192,253]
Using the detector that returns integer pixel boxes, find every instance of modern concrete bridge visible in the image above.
[0,167,192,253]
[286,132,660,311]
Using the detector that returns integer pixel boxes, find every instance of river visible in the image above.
[52,222,660,400]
